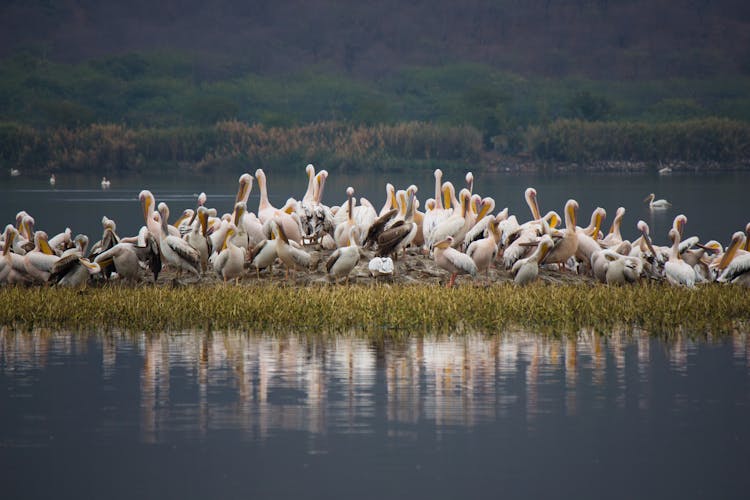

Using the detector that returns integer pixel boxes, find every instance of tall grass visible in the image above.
[1,283,747,337]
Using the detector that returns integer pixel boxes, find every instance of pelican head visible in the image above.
[139,190,155,224]
[197,192,207,207]
[3,225,18,255]
[718,231,747,270]
[465,171,474,192]
[565,199,579,227]
[672,214,687,237]
[524,187,541,220]
[644,193,655,203]
[434,236,454,250]
[74,234,89,255]
[236,173,254,204]
[233,201,246,224]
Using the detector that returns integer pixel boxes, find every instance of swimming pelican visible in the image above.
[9,168,20,177]
[644,193,671,210]
[326,226,361,284]
[101,177,111,189]
[433,236,477,288]
[213,225,246,284]
[49,174,56,186]
[664,228,696,287]
[512,235,554,286]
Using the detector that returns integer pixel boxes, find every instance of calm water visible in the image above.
[1,169,749,247]
[1,329,749,499]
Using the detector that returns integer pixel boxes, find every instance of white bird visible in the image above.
[644,193,671,210]
[368,256,394,277]
[101,177,111,189]
[273,219,312,279]
[212,225,246,284]
[433,236,477,288]
[146,198,201,281]
[512,235,554,286]
[49,174,56,186]
[716,232,750,286]
[326,226,361,284]
[664,228,696,287]
[466,215,500,278]
[248,238,278,278]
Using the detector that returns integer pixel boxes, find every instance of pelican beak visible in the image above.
[81,258,101,274]
[718,235,743,270]
[539,241,552,261]
[39,236,55,256]
[442,185,451,210]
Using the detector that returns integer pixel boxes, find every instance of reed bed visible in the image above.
[0,283,748,337]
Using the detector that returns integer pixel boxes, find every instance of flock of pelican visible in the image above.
[1,165,749,288]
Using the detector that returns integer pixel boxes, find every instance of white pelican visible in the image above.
[101,177,111,189]
[600,207,625,248]
[512,235,554,286]
[462,196,496,250]
[185,206,212,272]
[88,216,120,278]
[213,225,246,284]
[274,219,312,279]
[334,187,359,247]
[94,228,161,284]
[644,193,671,210]
[467,215,500,278]
[430,187,472,250]
[49,174,56,186]
[541,199,579,270]
[1,226,32,284]
[433,236,477,288]
[592,250,640,285]
[9,168,20,177]
[326,226,361,284]
[664,228,696,288]
[575,207,606,272]
[23,231,59,283]
[715,232,749,286]
[152,203,201,280]
[255,168,303,244]
[374,189,418,259]
[235,173,253,204]
[378,183,398,217]
[50,235,101,287]
[248,237,278,278]
[422,170,452,248]
[368,256,394,277]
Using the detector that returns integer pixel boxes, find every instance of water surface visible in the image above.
[2,169,748,248]
[1,329,749,499]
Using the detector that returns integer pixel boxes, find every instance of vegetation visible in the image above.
[2,51,750,173]
[1,283,748,336]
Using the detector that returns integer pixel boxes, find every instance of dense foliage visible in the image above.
[2,52,750,172]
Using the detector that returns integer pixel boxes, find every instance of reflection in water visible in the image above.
[1,327,749,444]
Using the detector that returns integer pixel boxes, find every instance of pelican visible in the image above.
[153,203,201,280]
[248,237,278,278]
[49,174,56,186]
[274,219,312,279]
[235,173,253,204]
[462,196,497,250]
[1,226,30,284]
[368,256,394,277]
[213,225,246,284]
[644,193,671,210]
[22,231,60,283]
[512,235,554,286]
[50,235,101,287]
[94,228,161,283]
[9,168,20,177]
[422,170,452,248]
[185,206,212,272]
[600,207,625,248]
[593,250,640,285]
[378,183,398,217]
[467,215,500,278]
[334,187,359,247]
[665,228,696,287]
[541,199,579,270]
[255,168,303,244]
[716,232,749,286]
[430,187,472,250]
[433,236,477,288]
[375,189,418,259]
[326,226,361,284]
[101,177,111,189]
[575,207,606,273]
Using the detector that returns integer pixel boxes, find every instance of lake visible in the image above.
[2,169,749,249]
[1,329,749,499]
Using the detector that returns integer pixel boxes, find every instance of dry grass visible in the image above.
[1,282,748,337]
